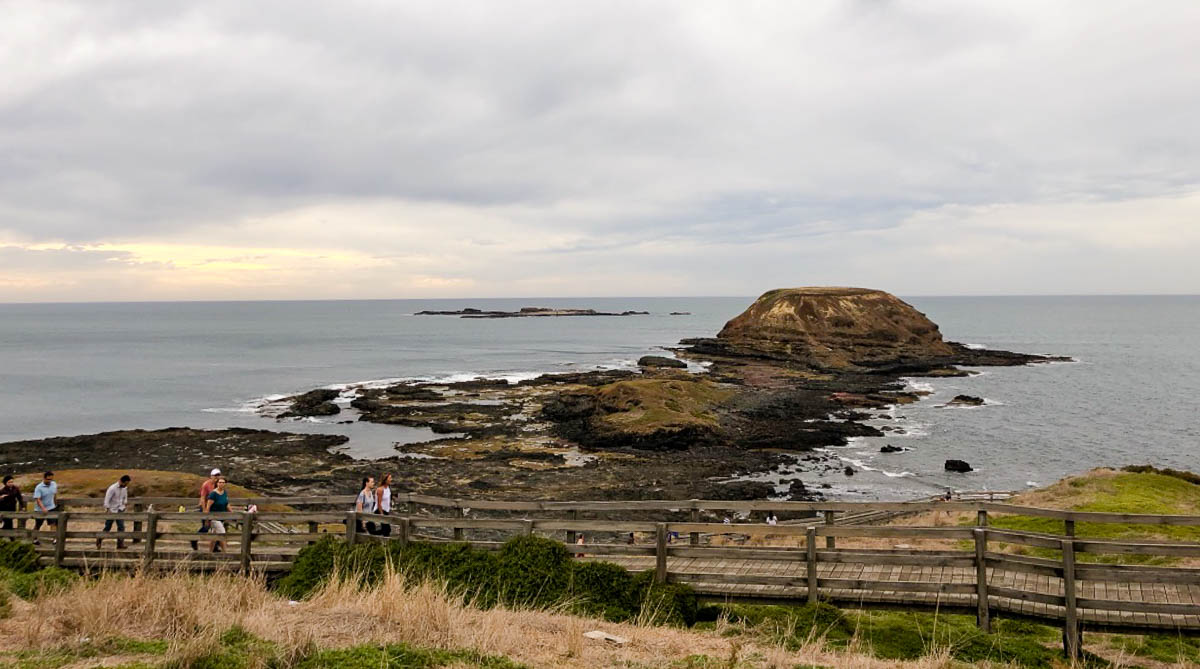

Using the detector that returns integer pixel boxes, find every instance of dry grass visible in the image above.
[0,567,1023,669]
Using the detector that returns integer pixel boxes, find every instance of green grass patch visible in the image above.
[1109,632,1200,665]
[276,535,698,626]
[296,643,525,668]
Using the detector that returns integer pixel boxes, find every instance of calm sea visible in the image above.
[1,296,1196,499]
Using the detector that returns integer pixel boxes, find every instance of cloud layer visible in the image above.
[2,1,1199,300]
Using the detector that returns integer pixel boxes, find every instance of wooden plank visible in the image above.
[817,579,977,595]
[815,551,976,567]
[1076,598,1200,616]
[535,520,660,532]
[985,553,1062,577]
[239,512,254,572]
[143,512,158,570]
[670,572,808,586]
[1063,539,1080,659]
[1075,564,1200,584]
[1074,540,1200,557]
[818,526,974,539]
[669,547,806,561]
[984,528,1064,549]
[988,585,1066,607]
[407,518,525,530]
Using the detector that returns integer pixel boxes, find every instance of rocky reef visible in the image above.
[4,287,1068,503]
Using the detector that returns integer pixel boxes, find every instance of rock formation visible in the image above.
[684,287,955,371]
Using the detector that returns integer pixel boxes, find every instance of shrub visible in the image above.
[9,566,77,600]
[275,536,341,600]
[0,540,41,573]
[632,570,698,627]
[0,585,10,619]
[569,560,637,621]
[494,535,571,608]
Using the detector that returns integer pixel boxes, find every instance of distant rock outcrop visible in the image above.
[279,389,340,418]
[638,355,687,369]
[683,287,954,371]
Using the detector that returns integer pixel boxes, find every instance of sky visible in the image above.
[2,1,1199,302]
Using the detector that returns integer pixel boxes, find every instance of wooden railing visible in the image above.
[3,493,1198,657]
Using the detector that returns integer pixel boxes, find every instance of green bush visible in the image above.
[276,536,699,627]
[569,560,637,621]
[494,535,570,609]
[0,540,41,573]
[0,584,10,619]
[275,536,341,600]
[632,570,698,627]
[8,566,77,600]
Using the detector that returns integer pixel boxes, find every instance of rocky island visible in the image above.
[0,287,1067,502]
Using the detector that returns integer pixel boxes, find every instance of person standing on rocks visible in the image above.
[204,476,230,553]
[193,468,220,551]
[0,475,23,535]
[98,474,131,549]
[31,471,58,545]
[355,476,376,535]
[374,473,393,537]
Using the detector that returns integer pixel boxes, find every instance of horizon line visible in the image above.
[2,292,1200,306]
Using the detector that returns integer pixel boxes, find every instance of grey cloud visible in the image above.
[1,1,1199,293]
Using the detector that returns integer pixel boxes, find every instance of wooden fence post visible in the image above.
[974,528,990,632]
[806,526,818,604]
[523,519,534,536]
[345,511,358,545]
[1064,518,1075,538]
[142,512,158,571]
[824,510,836,549]
[54,512,69,567]
[1062,538,1081,659]
[132,503,143,544]
[398,516,409,546]
[655,523,668,583]
[307,521,318,545]
[239,511,254,572]
[977,509,988,527]
[566,509,577,545]
[690,501,700,546]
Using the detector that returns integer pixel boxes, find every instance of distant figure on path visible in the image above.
[355,476,376,535]
[32,471,58,545]
[204,476,230,553]
[375,473,393,537]
[575,533,586,558]
[98,474,131,549]
[766,511,778,526]
[0,475,23,535]
[193,468,220,551]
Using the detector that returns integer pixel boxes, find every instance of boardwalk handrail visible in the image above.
[5,495,1200,657]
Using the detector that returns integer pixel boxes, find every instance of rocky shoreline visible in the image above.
[0,288,1069,502]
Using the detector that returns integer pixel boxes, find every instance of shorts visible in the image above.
[209,520,226,534]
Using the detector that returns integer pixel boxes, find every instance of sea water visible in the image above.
[0,296,1196,498]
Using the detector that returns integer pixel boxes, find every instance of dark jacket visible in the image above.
[0,483,23,511]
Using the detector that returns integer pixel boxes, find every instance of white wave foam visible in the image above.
[964,343,987,350]
[904,380,935,393]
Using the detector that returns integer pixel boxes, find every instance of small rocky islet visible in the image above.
[0,287,1067,501]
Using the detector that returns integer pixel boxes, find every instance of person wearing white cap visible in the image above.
[192,468,221,551]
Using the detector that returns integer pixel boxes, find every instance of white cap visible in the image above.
[210,468,221,476]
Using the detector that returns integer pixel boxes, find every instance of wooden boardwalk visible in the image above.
[5,491,1200,656]
[598,555,1200,632]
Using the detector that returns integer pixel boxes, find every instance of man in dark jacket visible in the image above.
[0,475,24,533]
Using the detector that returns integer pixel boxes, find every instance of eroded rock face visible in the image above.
[709,287,955,370]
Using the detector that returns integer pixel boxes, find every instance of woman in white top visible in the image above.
[355,476,376,535]
[374,472,393,537]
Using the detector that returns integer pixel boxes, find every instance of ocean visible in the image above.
[1,296,1196,500]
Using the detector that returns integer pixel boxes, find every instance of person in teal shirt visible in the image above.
[204,477,230,553]
[32,471,58,544]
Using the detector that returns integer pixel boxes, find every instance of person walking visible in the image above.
[32,471,58,545]
[98,474,131,549]
[355,476,376,535]
[192,468,220,551]
[765,511,778,526]
[204,476,230,553]
[374,473,393,537]
[0,475,23,535]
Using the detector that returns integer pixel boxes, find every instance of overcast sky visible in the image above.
[2,1,1198,301]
